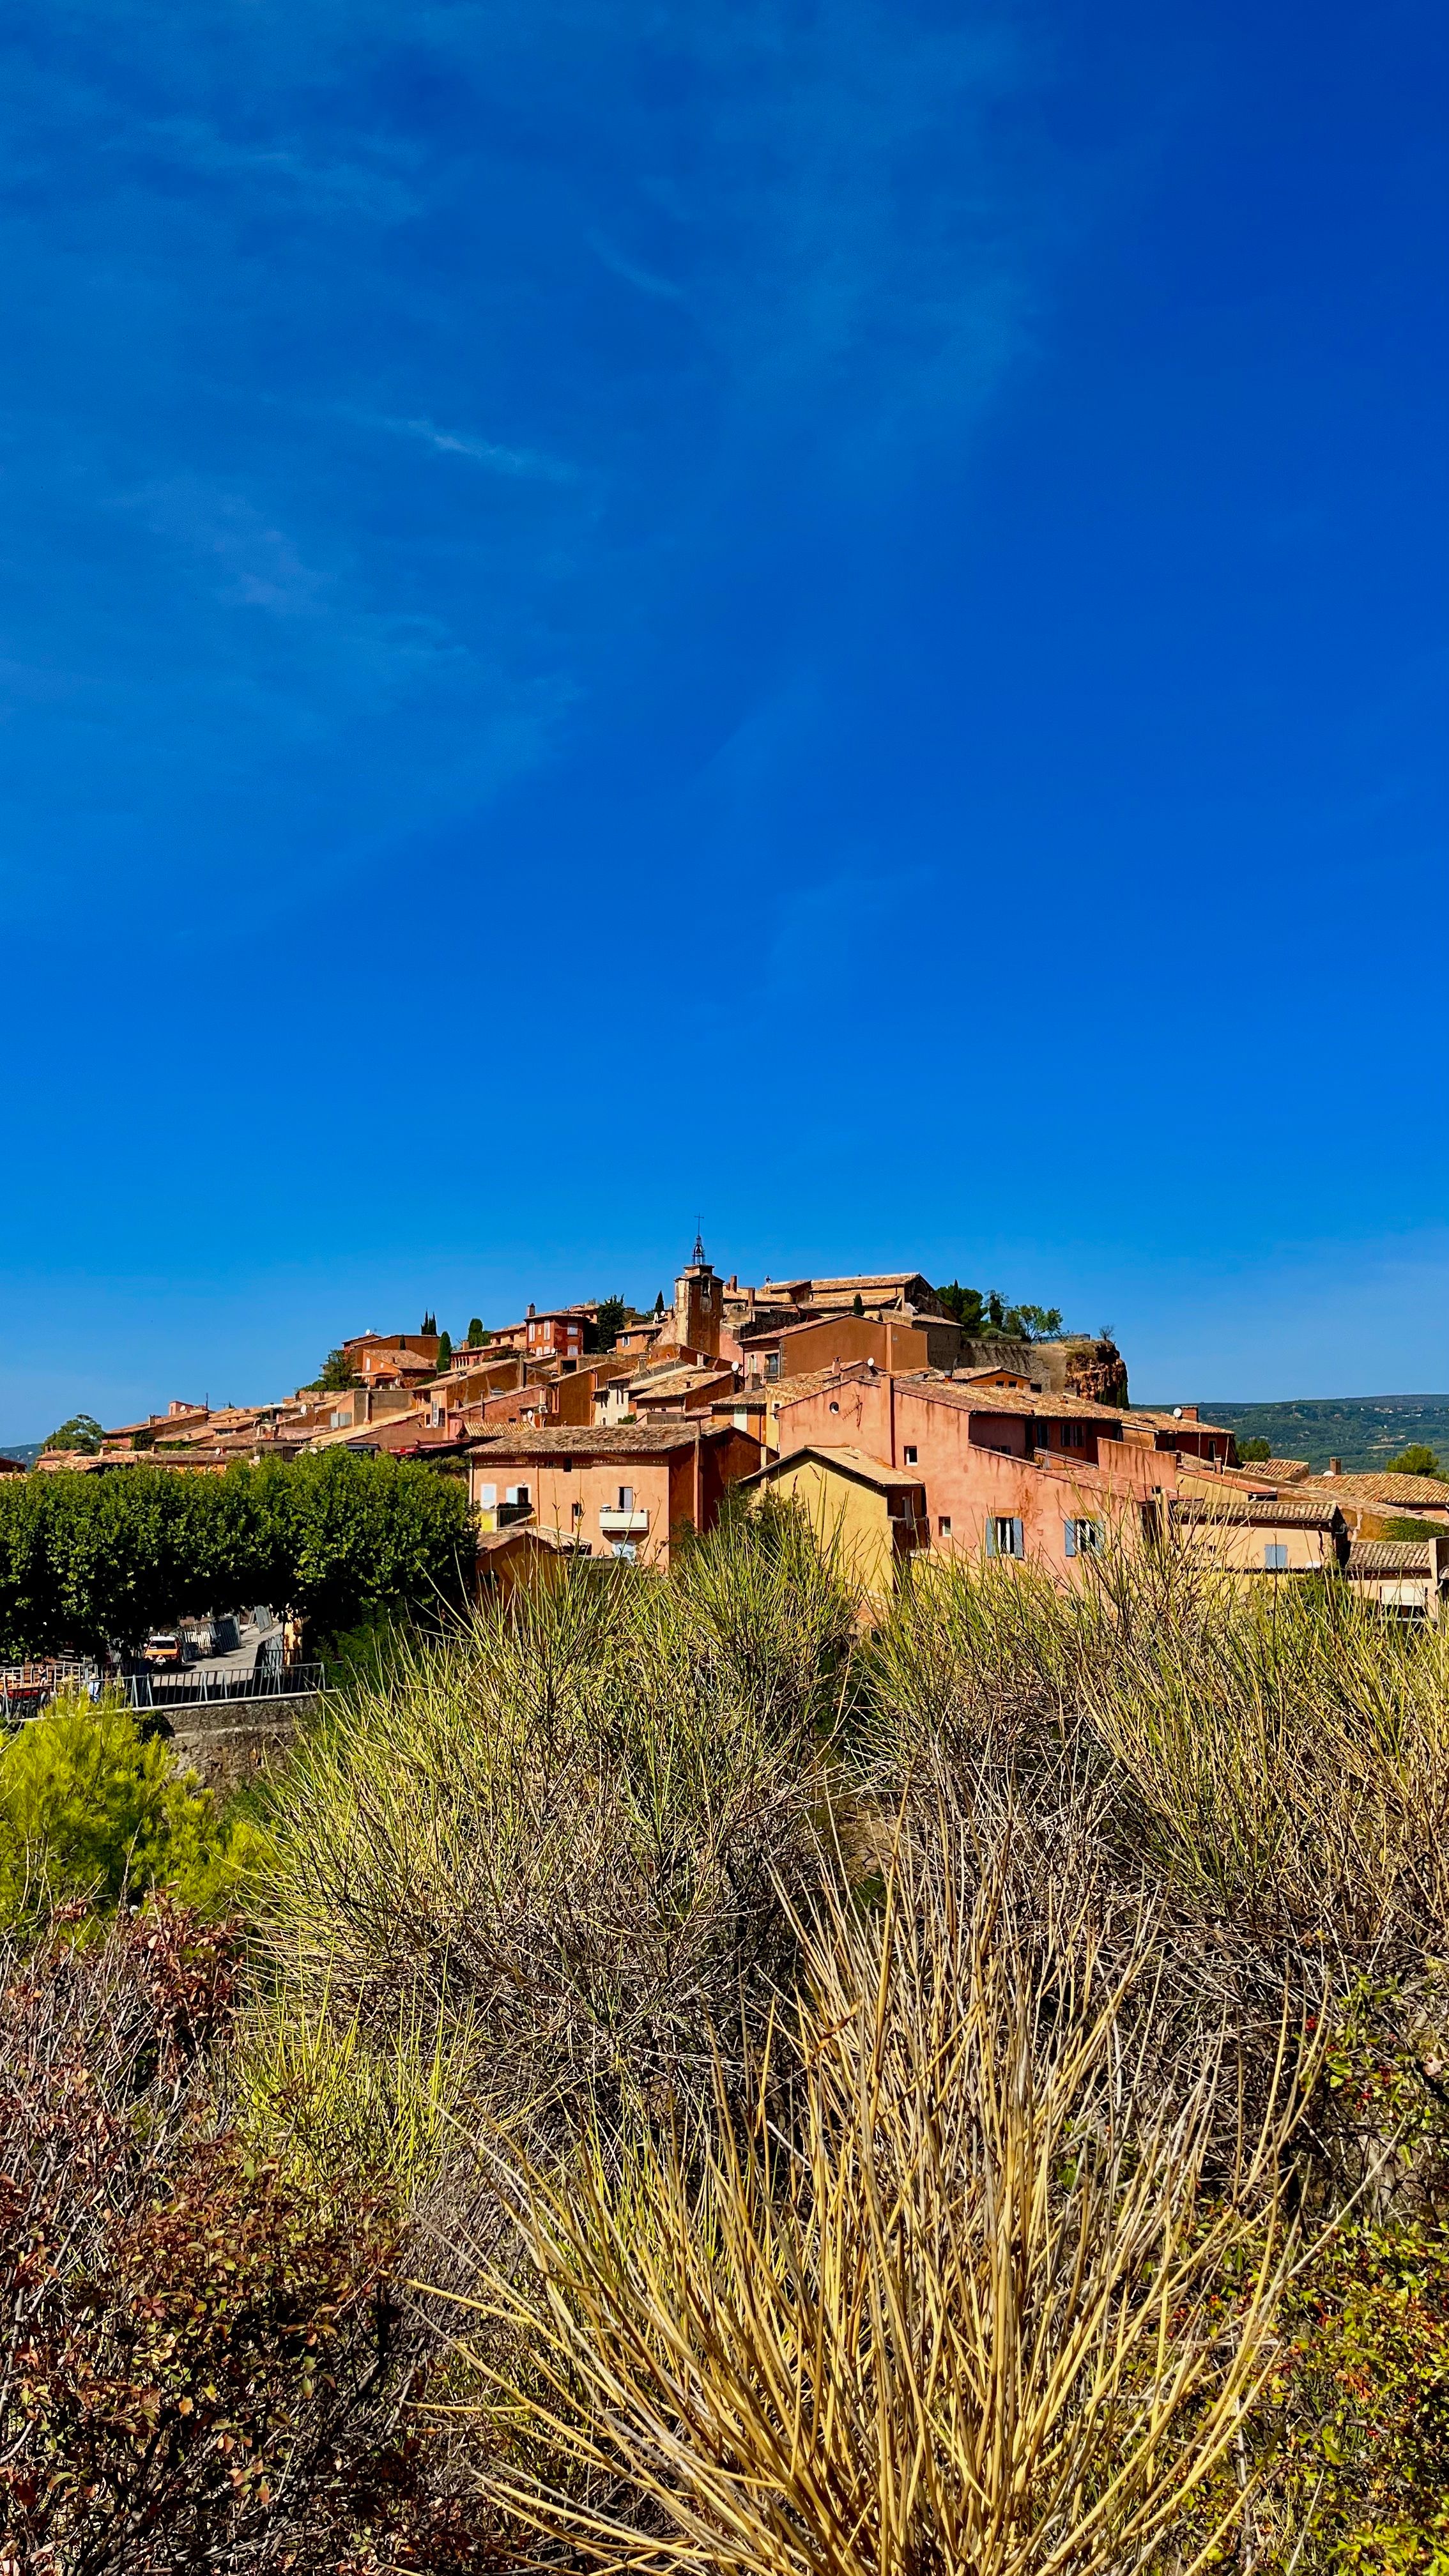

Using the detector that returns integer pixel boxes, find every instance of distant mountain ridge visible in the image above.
[1149,1395,1449,1475]
[0,1439,45,1469]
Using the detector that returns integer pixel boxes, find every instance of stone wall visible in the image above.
[957,1337,1129,1407]
[163,1694,319,1798]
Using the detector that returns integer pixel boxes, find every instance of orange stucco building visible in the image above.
[466,1422,761,1565]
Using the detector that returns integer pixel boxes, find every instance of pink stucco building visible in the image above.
[772,1367,1234,1574]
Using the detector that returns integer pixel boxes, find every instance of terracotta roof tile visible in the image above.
[1348,1538,1444,1576]
[744,1443,926,1496]
[465,1423,741,1458]
[1170,1494,1343,1529]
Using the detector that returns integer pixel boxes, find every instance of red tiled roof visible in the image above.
[1348,1538,1444,1575]
[1170,1494,1344,1529]
[742,1444,926,1496]
[466,1423,745,1459]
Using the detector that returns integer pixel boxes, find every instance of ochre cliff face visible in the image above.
[1061,1339,1129,1408]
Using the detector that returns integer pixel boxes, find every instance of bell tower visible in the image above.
[674,1232,721,1360]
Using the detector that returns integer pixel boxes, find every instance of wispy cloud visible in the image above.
[587,233,690,305]
[0,0,1051,926]
[362,412,580,482]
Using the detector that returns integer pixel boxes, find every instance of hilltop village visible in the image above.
[21,1247,1449,1618]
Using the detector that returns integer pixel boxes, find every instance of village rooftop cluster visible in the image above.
[18,1246,1449,1621]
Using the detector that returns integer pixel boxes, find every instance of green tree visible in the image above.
[0,1692,253,1926]
[1387,1443,1446,1479]
[1237,1437,1273,1462]
[592,1296,629,1353]
[434,1330,453,1372]
[310,1349,359,1392]
[1015,1305,1064,1342]
[420,1310,438,1336]
[935,1281,986,1334]
[466,1317,487,1347]
[852,1293,865,1317]
[652,1291,666,1318]
[0,1455,472,1661]
[42,1414,103,1455]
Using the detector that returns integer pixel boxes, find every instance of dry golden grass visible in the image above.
[456,1807,1312,2576]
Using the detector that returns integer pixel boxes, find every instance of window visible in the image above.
[1059,1421,1085,1448]
[904,1445,918,1465]
[618,1485,634,1512]
[479,1482,497,1506]
[766,1353,781,1382]
[572,1499,583,1520]
[988,1516,1025,1558]
[938,1516,952,1537]
[1264,1542,1289,1572]
[505,1483,530,1507]
[1064,1518,1103,1557]
[829,1400,840,1414]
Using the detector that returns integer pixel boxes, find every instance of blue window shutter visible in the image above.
[986,1519,997,1556]
[1012,1518,1024,1556]
[1064,1519,1077,1557]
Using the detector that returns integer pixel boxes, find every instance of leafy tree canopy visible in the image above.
[592,1296,629,1353]
[1388,1443,1446,1480]
[936,1283,1065,1342]
[1014,1304,1065,1342]
[420,1311,438,1336]
[1238,1437,1275,1462]
[43,1414,103,1455]
[935,1280,984,1331]
[466,1317,487,1347]
[434,1330,453,1371]
[0,1453,472,1660]
[310,1349,359,1392]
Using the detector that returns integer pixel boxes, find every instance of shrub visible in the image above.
[15,1522,1449,2570]
[0,1691,256,1927]
[470,1807,1309,2576]
[250,1520,857,2193]
[0,1903,498,2574]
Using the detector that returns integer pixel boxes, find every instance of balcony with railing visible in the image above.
[598,1506,649,1536]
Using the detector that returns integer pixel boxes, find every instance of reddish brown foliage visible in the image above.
[0,1905,499,2575]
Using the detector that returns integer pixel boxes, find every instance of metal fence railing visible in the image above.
[0,1661,88,1722]
[1,1658,325,1725]
[117,1660,325,1712]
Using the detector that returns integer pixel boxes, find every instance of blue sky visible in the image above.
[1,0,1445,1435]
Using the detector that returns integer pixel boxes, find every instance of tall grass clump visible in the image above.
[468,1805,1311,2576]
[250,1515,860,2186]
[864,1546,1449,1966]
[1077,1569,1449,1960]
[229,1524,1449,2569]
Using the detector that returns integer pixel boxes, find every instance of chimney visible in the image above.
[1179,1405,1199,1423]
[1328,1457,1342,1476]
